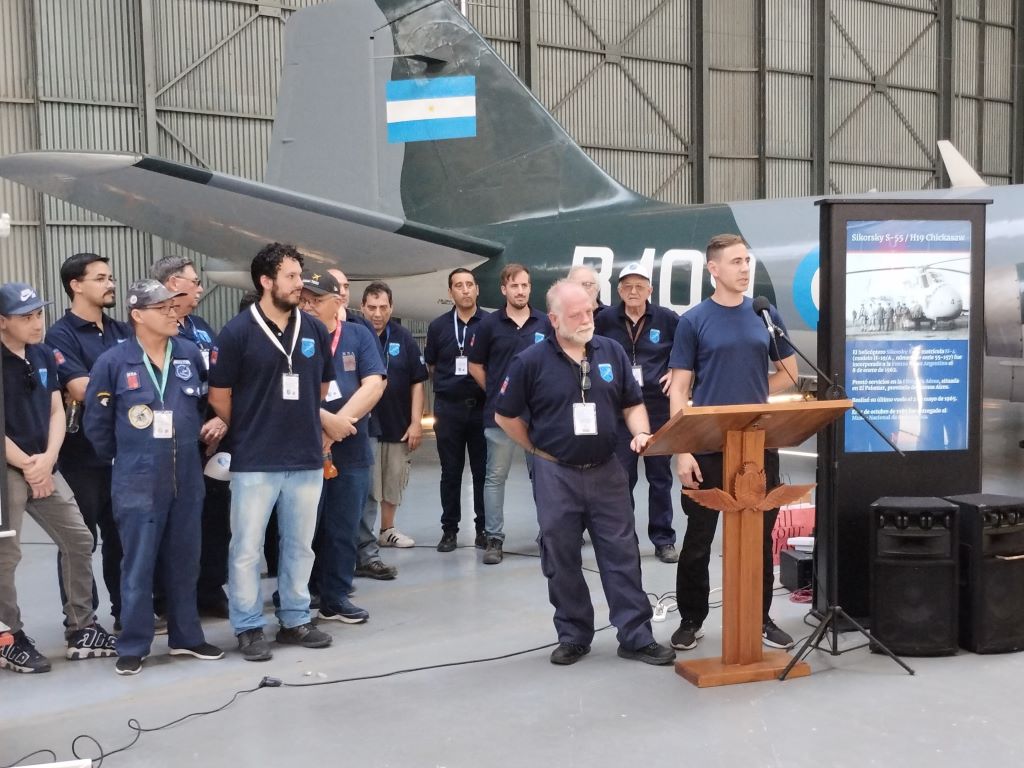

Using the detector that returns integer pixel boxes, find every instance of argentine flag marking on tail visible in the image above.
[386,76,477,144]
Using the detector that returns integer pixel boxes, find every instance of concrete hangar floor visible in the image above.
[5,400,1024,767]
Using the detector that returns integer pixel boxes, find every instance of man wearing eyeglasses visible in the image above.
[567,264,607,316]
[45,252,132,630]
[84,280,224,675]
[594,262,680,563]
[0,282,118,673]
[494,280,675,667]
[152,255,230,618]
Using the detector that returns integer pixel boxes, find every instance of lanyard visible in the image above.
[625,313,647,364]
[379,325,392,371]
[250,304,301,373]
[453,310,469,354]
[140,339,172,407]
[330,322,343,356]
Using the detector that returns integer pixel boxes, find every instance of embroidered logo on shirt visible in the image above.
[301,337,315,358]
[598,363,613,382]
[38,368,47,388]
[500,376,509,394]
[173,360,192,380]
[388,342,401,357]
[53,349,66,365]
[649,328,661,343]
[195,329,212,344]
[210,347,218,365]
[96,391,111,407]
[126,371,140,390]
[534,332,544,343]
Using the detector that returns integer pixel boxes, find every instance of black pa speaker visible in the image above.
[946,493,1024,653]
[870,496,959,656]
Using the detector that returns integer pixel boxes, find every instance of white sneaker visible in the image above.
[378,527,415,548]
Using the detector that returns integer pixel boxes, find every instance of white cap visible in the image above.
[204,452,232,481]
[618,262,651,281]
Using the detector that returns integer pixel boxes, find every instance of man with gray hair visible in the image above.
[151,255,230,617]
[567,264,606,316]
[494,280,674,667]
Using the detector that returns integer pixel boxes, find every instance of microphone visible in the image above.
[752,295,779,336]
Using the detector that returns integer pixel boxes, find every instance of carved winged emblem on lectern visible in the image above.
[686,462,814,513]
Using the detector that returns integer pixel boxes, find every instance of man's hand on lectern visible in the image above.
[677,452,702,489]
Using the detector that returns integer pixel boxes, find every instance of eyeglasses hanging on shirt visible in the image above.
[573,356,597,435]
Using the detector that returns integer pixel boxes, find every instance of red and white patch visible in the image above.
[500,376,509,394]
[125,370,140,390]
[210,347,218,366]
[53,349,66,365]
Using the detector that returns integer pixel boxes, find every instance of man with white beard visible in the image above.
[494,280,675,668]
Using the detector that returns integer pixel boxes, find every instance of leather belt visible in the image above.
[532,449,604,470]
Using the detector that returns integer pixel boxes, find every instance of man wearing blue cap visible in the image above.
[0,282,117,673]
[84,280,224,675]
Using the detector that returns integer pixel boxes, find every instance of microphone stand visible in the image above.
[768,324,914,680]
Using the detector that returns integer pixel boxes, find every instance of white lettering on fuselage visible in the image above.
[571,245,758,313]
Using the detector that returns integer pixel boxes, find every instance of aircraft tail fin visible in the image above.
[937,140,987,188]
[266,0,644,231]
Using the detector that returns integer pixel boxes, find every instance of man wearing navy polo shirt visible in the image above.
[152,255,230,617]
[299,271,385,623]
[667,234,799,653]
[595,262,680,563]
[425,268,488,552]
[0,282,117,673]
[208,243,335,661]
[359,282,428,553]
[45,252,132,627]
[495,280,674,667]
[467,263,550,565]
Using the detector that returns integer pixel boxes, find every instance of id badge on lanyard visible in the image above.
[454,312,469,376]
[250,305,302,402]
[153,410,174,439]
[573,403,598,435]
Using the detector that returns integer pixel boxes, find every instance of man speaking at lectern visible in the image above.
[667,234,799,653]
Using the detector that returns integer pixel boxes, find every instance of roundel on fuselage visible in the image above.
[793,248,820,328]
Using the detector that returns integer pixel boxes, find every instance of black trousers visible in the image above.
[675,450,780,627]
[59,464,122,621]
[433,397,486,535]
[197,475,231,603]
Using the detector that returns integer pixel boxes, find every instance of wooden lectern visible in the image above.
[645,399,852,687]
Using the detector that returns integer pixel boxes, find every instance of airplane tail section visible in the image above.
[937,140,987,188]
[266,0,645,231]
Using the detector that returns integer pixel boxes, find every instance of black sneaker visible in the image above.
[437,532,458,552]
[115,655,145,675]
[66,623,117,660]
[654,544,679,563]
[617,641,676,666]
[277,622,333,648]
[318,598,369,624]
[474,532,487,549]
[483,538,503,565]
[237,628,273,662]
[670,623,705,651]
[0,631,51,673]
[354,560,398,580]
[550,643,590,665]
[762,619,795,649]
[169,642,225,660]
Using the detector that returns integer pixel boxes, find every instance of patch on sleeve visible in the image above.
[499,376,509,395]
[96,391,111,407]
[53,349,66,365]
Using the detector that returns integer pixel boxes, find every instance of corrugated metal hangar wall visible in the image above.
[0,0,1020,329]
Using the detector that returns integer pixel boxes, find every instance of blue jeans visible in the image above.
[228,469,323,633]
[316,465,370,605]
[483,427,517,541]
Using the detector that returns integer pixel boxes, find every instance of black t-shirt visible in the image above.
[370,321,428,443]
[2,343,59,457]
[424,307,487,401]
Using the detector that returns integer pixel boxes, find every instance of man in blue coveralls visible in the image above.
[594,262,680,563]
[45,252,132,627]
[0,282,117,673]
[467,263,550,565]
[85,280,224,675]
[424,268,488,552]
[667,234,799,653]
[299,271,386,624]
[208,243,335,662]
[495,280,675,667]
[152,254,231,617]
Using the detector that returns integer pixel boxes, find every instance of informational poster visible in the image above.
[844,219,971,452]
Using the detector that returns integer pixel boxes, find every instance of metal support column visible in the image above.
[811,0,829,195]
[691,0,708,202]
[756,0,766,199]
[937,0,953,186]
[139,0,163,261]
[1015,0,1024,182]
[518,0,535,89]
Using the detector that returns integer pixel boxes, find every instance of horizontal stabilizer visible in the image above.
[0,151,502,278]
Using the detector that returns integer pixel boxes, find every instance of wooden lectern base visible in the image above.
[675,651,810,688]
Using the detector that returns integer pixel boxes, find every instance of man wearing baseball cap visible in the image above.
[594,262,681,563]
[0,282,117,673]
[84,280,223,674]
[300,270,386,623]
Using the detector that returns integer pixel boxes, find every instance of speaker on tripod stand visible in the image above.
[946,493,1024,653]
[870,496,959,656]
